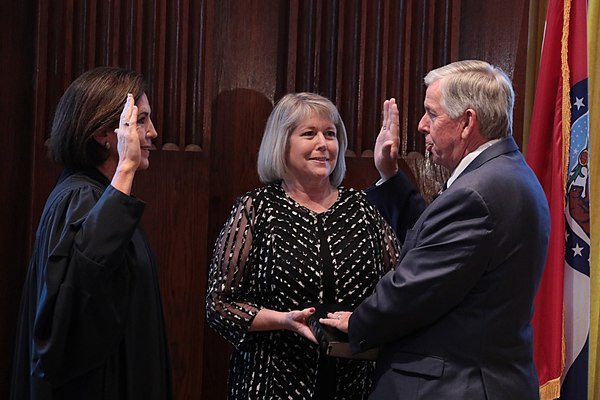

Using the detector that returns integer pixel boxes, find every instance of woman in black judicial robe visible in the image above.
[10,67,172,400]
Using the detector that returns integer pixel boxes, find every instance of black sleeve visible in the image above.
[365,172,427,243]
[31,184,145,385]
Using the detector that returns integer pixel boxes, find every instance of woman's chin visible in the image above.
[138,159,151,171]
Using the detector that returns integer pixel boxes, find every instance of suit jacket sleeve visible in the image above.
[365,172,426,243]
[349,186,495,353]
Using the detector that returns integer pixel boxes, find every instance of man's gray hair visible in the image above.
[424,60,514,139]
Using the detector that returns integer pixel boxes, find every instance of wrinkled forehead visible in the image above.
[424,81,444,108]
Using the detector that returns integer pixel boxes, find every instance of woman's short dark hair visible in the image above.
[49,67,147,168]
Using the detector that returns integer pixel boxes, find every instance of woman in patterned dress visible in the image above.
[206,92,407,399]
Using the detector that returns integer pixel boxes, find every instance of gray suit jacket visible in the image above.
[351,137,550,399]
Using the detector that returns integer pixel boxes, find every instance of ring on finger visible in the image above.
[124,122,130,126]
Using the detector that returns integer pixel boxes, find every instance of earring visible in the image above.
[104,142,110,150]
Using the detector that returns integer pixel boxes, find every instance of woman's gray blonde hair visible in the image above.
[257,92,348,186]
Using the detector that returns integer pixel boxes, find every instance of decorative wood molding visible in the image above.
[284,0,458,192]
[35,0,209,152]
[284,0,460,159]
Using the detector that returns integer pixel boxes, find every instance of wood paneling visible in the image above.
[0,1,530,399]
[284,0,460,195]
[134,151,209,399]
[0,0,37,397]
[203,2,286,397]
[34,0,209,151]
[458,0,531,148]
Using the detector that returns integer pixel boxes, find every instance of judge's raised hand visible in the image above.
[110,94,141,195]
[115,94,142,173]
[374,98,400,181]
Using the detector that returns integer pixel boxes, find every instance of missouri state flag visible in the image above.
[526,0,590,399]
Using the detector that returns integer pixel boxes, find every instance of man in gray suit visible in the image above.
[322,60,550,399]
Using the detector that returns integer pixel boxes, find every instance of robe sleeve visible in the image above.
[32,184,145,385]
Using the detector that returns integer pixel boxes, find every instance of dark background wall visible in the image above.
[0,1,531,398]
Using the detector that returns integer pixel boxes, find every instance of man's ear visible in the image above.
[460,109,477,139]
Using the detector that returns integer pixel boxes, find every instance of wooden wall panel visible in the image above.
[34,0,209,151]
[284,0,460,198]
[285,0,460,155]
[0,1,531,399]
[134,151,210,399]
[0,1,37,398]
[202,2,285,397]
[458,0,531,148]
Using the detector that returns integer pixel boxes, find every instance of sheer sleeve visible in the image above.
[206,195,261,348]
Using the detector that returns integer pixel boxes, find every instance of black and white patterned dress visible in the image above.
[206,182,400,399]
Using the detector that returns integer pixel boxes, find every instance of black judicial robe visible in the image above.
[10,169,172,400]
